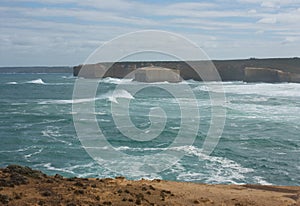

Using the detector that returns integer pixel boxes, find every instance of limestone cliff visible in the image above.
[73,58,300,83]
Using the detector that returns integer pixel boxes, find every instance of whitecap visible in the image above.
[170,126,180,130]
[195,82,300,97]
[47,83,73,85]
[62,75,76,79]
[24,148,43,159]
[42,163,76,174]
[6,81,18,85]
[38,89,134,105]
[253,176,272,185]
[11,102,28,105]
[170,145,257,184]
[25,78,45,84]
[106,89,134,103]
[101,77,133,84]
[39,97,98,105]
[94,112,107,115]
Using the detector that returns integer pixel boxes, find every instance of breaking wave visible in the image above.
[25,78,45,84]
[38,89,134,105]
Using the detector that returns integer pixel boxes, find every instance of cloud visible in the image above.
[260,1,280,9]
[238,0,300,6]
[281,36,299,44]
[257,17,277,24]
[0,0,300,65]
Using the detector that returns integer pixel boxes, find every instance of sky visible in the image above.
[0,0,300,66]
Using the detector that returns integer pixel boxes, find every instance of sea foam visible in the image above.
[25,78,45,84]
[38,89,134,105]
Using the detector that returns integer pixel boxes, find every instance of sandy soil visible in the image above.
[0,165,299,206]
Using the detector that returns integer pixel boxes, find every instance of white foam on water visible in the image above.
[98,119,111,122]
[227,100,300,122]
[84,145,258,184]
[25,78,45,84]
[94,157,163,180]
[62,75,76,79]
[253,176,272,185]
[6,81,18,85]
[41,127,72,145]
[195,85,210,92]
[41,126,61,137]
[101,77,133,84]
[42,163,76,175]
[84,146,166,153]
[24,148,43,159]
[10,103,28,105]
[55,162,101,177]
[38,97,97,105]
[169,145,263,184]
[106,89,134,103]
[68,162,96,170]
[94,112,107,115]
[47,82,74,85]
[16,147,32,152]
[0,146,32,153]
[38,89,134,105]
[195,82,300,97]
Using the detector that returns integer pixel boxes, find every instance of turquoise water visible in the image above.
[0,73,299,185]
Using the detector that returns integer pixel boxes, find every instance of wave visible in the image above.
[6,79,70,86]
[25,78,45,85]
[62,75,76,79]
[47,83,74,85]
[171,145,271,184]
[24,148,43,159]
[42,163,76,175]
[39,98,96,105]
[82,144,270,184]
[105,89,134,103]
[10,102,28,105]
[101,77,189,85]
[38,89,134,105]
[101,77,133,84]
[6,81,18,85]
[195,82,300,97]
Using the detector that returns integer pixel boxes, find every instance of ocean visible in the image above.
[0,73,299,186]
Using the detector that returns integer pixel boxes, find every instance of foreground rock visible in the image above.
[0,165,299,206]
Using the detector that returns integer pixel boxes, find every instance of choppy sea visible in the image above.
[0,73,299,186]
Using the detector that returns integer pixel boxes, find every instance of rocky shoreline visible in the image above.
[0,165,299,206]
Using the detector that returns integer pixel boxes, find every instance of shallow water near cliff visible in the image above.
[0,73,299,186]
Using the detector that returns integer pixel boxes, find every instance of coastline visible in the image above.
[0,165,299,206]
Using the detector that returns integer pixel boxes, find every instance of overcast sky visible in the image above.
[1,0,300,66]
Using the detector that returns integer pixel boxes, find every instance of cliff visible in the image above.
[73,58,300,83]
[134,67,181,83]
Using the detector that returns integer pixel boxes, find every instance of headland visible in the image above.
[73,57,300,83]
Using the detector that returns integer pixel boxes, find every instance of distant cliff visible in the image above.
[73,58,300,83]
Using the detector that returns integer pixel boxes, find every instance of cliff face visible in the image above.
[73,58,300,83]
[134,67,181,83]
[244,67,281,83]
